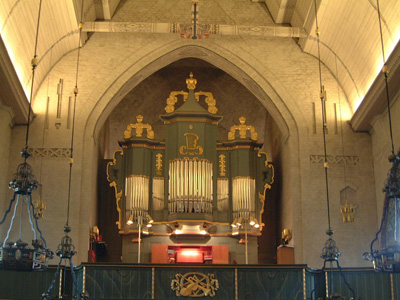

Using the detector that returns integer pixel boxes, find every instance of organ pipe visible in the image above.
[168,158,213,213]
[125,175,149,218]
[232,177,255,219]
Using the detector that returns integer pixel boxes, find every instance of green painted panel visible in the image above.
[328,269,391,300]
[238,268,303,300]
[85,266,152,299]
[394,273,400,299]
[230,149,255,177]
[125,147,152,176]
[0,267,59,299]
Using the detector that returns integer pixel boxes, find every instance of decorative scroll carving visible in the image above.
[171,272,219,297]
[165,91,188,113]
[28,148,71,158]
[310,155,359,165]
[258,152,274,231]
[164,74,218,114]
[179,133,204,155]
[228,117,258,141]
[107,150,124,229]
[195,91,218,114]
[124,115,154,139]
[218,154,226,177]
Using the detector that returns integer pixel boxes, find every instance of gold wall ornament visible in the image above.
[340,203,357,223]
[156,153,163,176]
[171,272,219,297]
[195,91,218,114]
[165,90,188,113]
[179,133,204,155]
[124,115,154,139]
[186,72,197,89]
[228,116,258,141]
[33,199,46,219]
[218,154,226,176]
[339,186,357,223]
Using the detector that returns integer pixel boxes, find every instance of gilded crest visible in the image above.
[179,133,204,155]
[171,272,219,297]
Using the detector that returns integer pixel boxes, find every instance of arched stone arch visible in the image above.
[78,41,303,263]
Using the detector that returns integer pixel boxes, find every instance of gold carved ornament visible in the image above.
[171,272,219,297]
[257,152,274,231]
[165,91,188,113]
[228,116,258,141]
[106,150,124,229]
[179,133,204,155]
[164,73,218,114]
[124,115,154,139]
[156,153,163,176]
[218,154,226,176]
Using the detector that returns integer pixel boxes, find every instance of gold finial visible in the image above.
[186,72,197,90]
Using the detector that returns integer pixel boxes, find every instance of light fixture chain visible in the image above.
[335,56,348,191]
[314,0,332,232]
[377,0,395,155]
[24,0,43,156]
[66,0,85,227]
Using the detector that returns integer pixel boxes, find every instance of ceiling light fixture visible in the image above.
[0,0,53,272]
[309,1,355,299]
[364,0,400,273]
[42,1,87,299]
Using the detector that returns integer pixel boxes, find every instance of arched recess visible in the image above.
[79,42,303,263]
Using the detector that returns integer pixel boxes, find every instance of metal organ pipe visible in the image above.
[232,177,255,220]
[125,175,149,218]
[168,159,213,213]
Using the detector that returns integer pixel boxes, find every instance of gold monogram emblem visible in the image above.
[179,133,204,155]
[171,272,219,297]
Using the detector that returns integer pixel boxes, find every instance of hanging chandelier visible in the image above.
[42,1,88,299]
[363,0,400,273]
[310,1,355,299]
[0,0,53,271]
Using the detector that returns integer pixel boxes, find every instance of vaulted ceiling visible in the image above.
[1,0,399,126]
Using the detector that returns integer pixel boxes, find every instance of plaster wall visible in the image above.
[0,103,14,237]
[1,31,379,267]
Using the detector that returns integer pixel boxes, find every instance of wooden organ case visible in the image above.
[107,73,274,264]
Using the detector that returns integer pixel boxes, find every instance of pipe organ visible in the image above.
[107,73,274,263]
